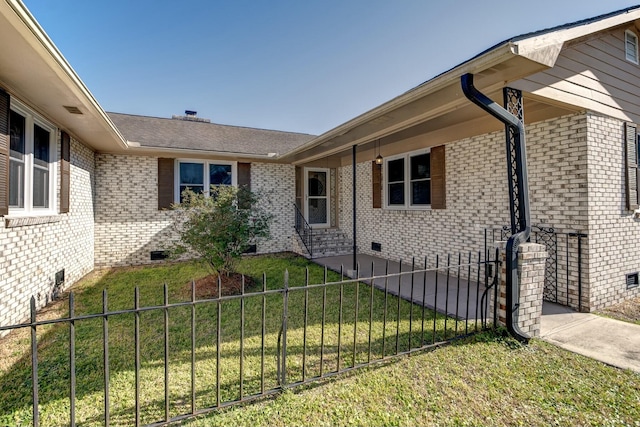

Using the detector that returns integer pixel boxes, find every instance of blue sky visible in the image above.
[23,0,638,135]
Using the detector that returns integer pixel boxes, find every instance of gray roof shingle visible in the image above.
[107,112,315,156]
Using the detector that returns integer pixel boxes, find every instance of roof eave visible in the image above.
[110,143,281,161]
[1,0,128,151]
[280,6,640,165]
[279,42,519,162]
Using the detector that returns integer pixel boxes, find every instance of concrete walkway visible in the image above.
[312,253,490,321]
[313,254,640,373]
[540,303,640,373]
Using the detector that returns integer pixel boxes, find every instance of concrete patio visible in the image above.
[312,253,492,321]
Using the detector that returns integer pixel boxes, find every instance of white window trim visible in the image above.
[8,99,58,216]
[174,159,238,202]
[383,148,431,210]
[625,30,639,64]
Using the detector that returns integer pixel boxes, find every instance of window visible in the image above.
[625,122,639,210]
[626,30,638,64]
[174,160,237,202]
[8,101,56,213]
[385,150,431,209]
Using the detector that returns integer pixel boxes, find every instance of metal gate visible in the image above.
[485,226,587,311]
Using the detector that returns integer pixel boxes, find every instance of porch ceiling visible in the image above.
[377,95,578,147]
[285,54,579,166]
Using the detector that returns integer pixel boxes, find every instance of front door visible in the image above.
[305,168,330,227]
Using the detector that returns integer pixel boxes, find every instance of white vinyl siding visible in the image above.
[512,28,640,124]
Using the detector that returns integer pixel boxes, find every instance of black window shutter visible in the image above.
[237,162,251,190]
[158,158,175,210]
[430,145,446,209]
[60,131,71,213]
[625,122,639,210]
[0,88,9,216]
[237,162,251,209]
[372,161,382,208]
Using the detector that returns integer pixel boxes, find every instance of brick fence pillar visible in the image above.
[492,241,548,338]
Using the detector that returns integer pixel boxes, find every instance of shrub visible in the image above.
[170,186,272,275]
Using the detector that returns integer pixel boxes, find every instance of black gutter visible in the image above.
[461,73,531,343]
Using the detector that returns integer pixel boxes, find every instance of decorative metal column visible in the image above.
[503,87,527,234]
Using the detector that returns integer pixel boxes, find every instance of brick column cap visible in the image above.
[495,241,547,259]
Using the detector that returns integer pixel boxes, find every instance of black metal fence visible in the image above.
[0,254,498,427]
[485,226,587,310]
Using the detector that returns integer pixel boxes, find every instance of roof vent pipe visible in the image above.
[461,73,531,343]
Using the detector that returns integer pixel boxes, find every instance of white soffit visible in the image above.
[0,0,127,152]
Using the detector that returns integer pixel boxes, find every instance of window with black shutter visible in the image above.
[625,122,639,211]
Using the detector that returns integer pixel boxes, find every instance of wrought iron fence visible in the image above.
[485,225,587,310]
[0,253,498,427]
[293,203,313,256]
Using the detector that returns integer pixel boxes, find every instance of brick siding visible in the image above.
[0,135,95,330]
[338,113,593,309]
[585,113,640,309]
[94,155,295,266]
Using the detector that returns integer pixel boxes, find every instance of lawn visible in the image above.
[0,253,458,426]
[0,254,638,427]
[184,331,640,427]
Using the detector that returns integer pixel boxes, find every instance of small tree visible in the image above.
[170,185,272,276]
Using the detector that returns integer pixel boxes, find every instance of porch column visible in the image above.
[493,242,548,337]
[352,144,357,271]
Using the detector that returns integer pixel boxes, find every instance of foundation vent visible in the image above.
[626,272,639,289]
[150,251,169,261]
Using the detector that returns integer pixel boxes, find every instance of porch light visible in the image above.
[375,139,383,164]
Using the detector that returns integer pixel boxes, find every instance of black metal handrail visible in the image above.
[294,203,313,256]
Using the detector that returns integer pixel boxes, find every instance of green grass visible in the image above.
[1,254,639,426]
[183,331,640,427]
[0,254,459,426]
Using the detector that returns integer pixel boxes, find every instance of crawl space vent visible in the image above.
[150,251,169,260]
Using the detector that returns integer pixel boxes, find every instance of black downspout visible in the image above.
[352,144,357,271]
[461,73,531,342]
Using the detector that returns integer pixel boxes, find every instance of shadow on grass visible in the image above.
[0,255,488,427]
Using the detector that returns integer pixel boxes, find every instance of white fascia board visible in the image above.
[121,143,280,160]
[281,42,516,159]
[5,0,128,150]
[514,8,640,67]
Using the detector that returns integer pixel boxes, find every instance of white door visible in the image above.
[305,168,330,227]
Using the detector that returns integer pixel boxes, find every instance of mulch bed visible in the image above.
[183,273,257,299]
[597,296,640,324]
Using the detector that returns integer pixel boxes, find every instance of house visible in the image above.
[1,0,640,330]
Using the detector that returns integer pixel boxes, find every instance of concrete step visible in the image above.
[296,228,354,258]
[310,229,353,259]
[313,241,352,250]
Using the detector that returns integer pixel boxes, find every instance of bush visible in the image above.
[170,186,272,275]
